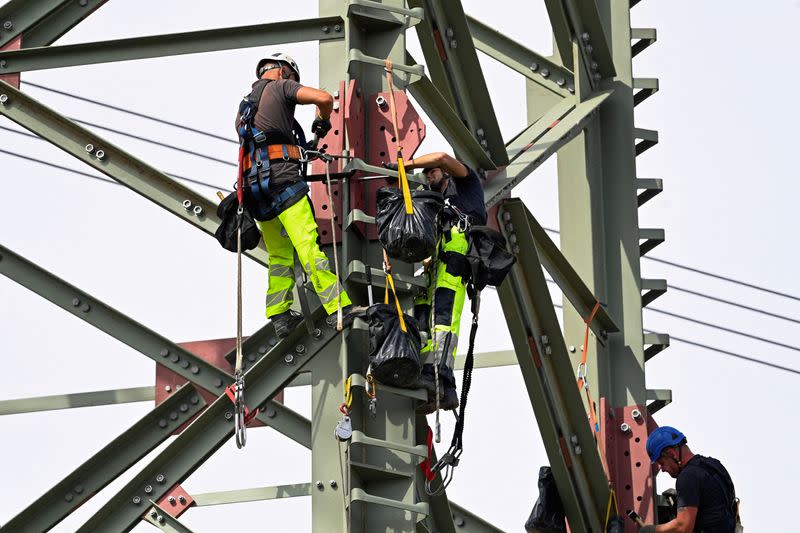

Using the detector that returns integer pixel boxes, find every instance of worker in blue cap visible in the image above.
[639,426,741,533]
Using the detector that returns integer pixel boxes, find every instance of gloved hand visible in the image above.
[382,161,398,172]
[311,115,332,138]
[639,525,655,533]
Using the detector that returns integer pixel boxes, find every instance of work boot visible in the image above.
[271,310,304,340]
[415,364,459,414]
[325,305,367,329]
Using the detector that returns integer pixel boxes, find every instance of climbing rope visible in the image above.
[323,157,344,330]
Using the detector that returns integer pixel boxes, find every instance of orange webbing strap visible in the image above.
[382,250,408,333]
[577,301,602,434]
[384,59,413,215]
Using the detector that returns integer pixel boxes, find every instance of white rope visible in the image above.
[324,160,343,330]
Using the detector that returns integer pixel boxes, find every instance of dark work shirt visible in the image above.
[676,456,736,533]
[237,79,304,189]
[444,166,487,225]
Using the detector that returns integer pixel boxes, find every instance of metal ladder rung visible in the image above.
[641,278,667,307]
[636,178,663,206]
[639,228,665,256]
[348,373,428,401]
[633,77,659,106]
[348,488,430,520]
[634,127,658,156]
[646,388,672,415]
[644,332,670,361]
[631,28,657,57]
[351,431,429,460]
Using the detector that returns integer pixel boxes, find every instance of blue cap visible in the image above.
[646,426,687,463]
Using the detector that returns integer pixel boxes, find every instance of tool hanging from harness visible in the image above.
[236,79,310,222]
[426,224,516,495]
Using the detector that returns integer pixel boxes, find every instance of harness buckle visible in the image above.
[282,144,290,161]
[253,132,266,145]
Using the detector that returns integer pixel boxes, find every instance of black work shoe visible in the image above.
[325,305,367,329]
[414,364,437,395]
[271,310,304,340]
[416,384,459,415]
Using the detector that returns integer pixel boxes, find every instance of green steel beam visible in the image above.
[0,0,70,47]
[465,15,573,98]
[0,80,269,267]
[0,386,154,415]
[522,208,619,336]
[14,0,109,48]
[543,0,574,70]
[405,63,495,170]
[496,198,609,533]
[0,384,206,533]
[407,0,507,167]
[543,0,615,81]
[77,310,336,532]
[0,242,311,448]
[143,501,196,533]
[0,17,344,74]
[449,502,506,533]
[484,89,613,208]
[192,483,313,506]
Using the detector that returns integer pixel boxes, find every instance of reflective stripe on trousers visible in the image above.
[257,197,351,317]
[415,227,468,367]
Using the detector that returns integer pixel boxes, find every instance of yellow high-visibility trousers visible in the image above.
[257,198,351,318]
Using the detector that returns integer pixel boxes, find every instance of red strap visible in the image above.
[225,383,260,425]
[420,426,435,481]
[236,145,245,205]
[577,301,602,390]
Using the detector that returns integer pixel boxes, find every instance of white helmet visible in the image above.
[256,52,300,82]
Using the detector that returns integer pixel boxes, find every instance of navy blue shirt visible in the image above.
[444,166,487,225]
[676,456,736,533]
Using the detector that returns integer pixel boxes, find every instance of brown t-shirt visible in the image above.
[239,78,304,189]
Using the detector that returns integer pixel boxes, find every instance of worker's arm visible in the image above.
[295,86,334,119]
[641,507,697,533]
[404,152,469,178]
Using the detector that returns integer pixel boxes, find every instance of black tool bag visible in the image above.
[466,225,516,291]
[525,466,567,533]
[215,191,262,252]
[366,303,422,388]
[376,188,443,263]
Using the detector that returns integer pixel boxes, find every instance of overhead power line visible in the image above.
[552,304,800,377]
[0,128,231,192]
[23,81,237,145]
[542,226,800,303]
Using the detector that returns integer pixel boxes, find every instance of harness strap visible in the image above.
[382,250,407,333]
[420,426,436,482]
[576,301,602,433]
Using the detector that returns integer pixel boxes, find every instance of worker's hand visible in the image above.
[639,525,655,533]
[382,162,398,172]
[311,115,332,138]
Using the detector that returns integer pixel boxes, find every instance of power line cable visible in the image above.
[0,129,231,192]
[551,303,800,376]
[543,278,800,353]
[23,81,237,145]
[68,117,236,167]
[542,226,800,302]
[16,83,800,308]
[667,283,800,325]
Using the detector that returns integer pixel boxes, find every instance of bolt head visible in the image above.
[182,199,192,210]
[540,68,550,78]
[169,411,178,420]
[322,25,330,33]
[620,423,631,433]
[593,72,601,81]
[0,60,6,69]
[334,24,342,32]
[313,328,322,338]
[214,378,223,388]
[631,409,642,420]
[179,403,188,413]
[79,0,89,6]
[585,44,594,54]
[95,150,105,160]
[178,495,187,504]
[284,354,295,365]
[568,345,576,353]
[65,493,74,502]
[479,139,488,148]
[581,32,590,42]
[160,348,170,357]
[157,515,165,523]
[158,419,167,428]
[529,62,539,72]
[3,21,13,31]
[150,510,158,518]
[144,485,153,494]
[190,395,200,404]
[164,385,172,393]
[81,303,91,313]
[266,408,277,418]
[557,78,566,87]
[132,496,142,505]
[168,496,176,505]
[225,411,233,420]
[316,481,324,490]
[455,516,466,527]
[295,344,306,354]
[330,480,338,489]
[74,484,84,494]
[190,365,200,374]
[192,205,203,216]
[84,144,94,153]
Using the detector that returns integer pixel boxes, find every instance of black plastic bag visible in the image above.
[215,191,262,252]
[466,225,516,291]
[366,303,421,388]
[606,516,625,533]
[376,187,443,263]
[525,466,567,533]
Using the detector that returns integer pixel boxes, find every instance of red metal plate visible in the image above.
[312,80,346,244]
[0,36,22,89]
[155,484,194,518]
[366,89,425,166]
[600,398,655,532]
[155,338,284,433]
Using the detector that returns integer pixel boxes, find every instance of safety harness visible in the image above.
[236,79,310,221]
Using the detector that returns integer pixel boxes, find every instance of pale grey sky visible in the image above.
[1,1,797,531]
